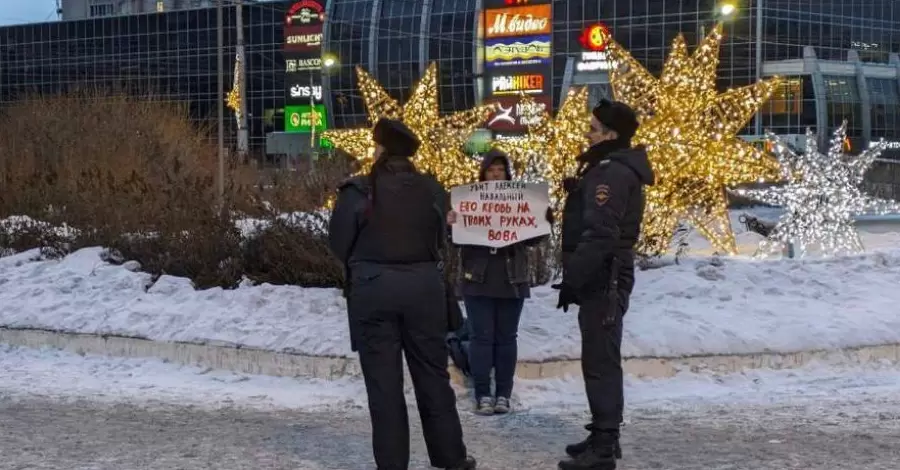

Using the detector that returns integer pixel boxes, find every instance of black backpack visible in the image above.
[446,316,471,376]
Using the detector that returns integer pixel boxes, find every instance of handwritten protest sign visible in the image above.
[450,181,551,248]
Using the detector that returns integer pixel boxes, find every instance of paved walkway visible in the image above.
[3,394,899,470]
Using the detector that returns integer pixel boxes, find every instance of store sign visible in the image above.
[491,74,544,95]
[484,0,547,7]
[871,140,900,150]
[485,35,551,68]
[485,95,552,131]
[577,51,613,71]
[285,0,325,26]
[285,104,327,133]
[286,57,322,72]
[284,26,323,52]
[484,4,552,39]
[576,23,614,72]
[288,84,323,101]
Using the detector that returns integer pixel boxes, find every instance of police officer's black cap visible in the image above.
[592,99,640,142]
[373,118,421,157]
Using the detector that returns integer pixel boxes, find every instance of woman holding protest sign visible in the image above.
[447,148,554,416]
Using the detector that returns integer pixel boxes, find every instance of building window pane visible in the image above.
[867,77,900,141]
[376,0,423,101]
[761,76,816,136]
[823,75,864,149]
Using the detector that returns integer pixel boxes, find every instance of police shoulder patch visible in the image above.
[595,184,611,206]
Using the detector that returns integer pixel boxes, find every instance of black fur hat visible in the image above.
[373,118,420,157]
[591,99,640,144]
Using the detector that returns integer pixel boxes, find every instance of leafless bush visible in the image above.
[0,90,246,288]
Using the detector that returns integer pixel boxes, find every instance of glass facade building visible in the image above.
[1,0,899,160]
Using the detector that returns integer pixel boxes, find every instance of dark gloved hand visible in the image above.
[545,208,555,225]
[600,285,621,327]
[553,283,577,312]
[563,177,578,193]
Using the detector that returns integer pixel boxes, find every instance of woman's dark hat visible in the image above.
[373,118,421,157]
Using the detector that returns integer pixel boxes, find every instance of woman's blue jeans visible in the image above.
[463,296,525,400]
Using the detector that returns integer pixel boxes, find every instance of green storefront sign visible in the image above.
[285,104,327,133]
[464,129,494,154]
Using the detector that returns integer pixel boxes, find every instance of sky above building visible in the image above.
[0,0,59,26]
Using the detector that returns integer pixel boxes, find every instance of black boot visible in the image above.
[558,430,619,470]
[565,425,621,459]
[445,455,476,470]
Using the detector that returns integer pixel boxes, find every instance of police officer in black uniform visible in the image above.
[554,100,655,470]
[328,118,476,470]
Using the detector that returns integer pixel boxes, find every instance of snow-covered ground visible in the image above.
[2,209,900,361]
[1,344,898,414]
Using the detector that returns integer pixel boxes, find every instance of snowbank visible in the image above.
[2,344,899,412]
[3,232,900,361]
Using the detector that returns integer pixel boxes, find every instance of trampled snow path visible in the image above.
[2,345,900,469]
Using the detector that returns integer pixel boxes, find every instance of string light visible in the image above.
[495,88,591,211]
[733,122,900,258]
[321,63,495,189]
[491,89,590,248]
[605,24,784,256]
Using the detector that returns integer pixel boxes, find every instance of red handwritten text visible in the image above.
[488,230,519,242]
[463,214,493,227]
[499,215,537,228]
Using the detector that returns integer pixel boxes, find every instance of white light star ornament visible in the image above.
[734,122,900,258]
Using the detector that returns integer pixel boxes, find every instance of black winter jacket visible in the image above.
[560,141,655,296]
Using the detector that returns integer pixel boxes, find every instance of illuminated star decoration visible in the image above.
[494,87,591,210]
[492,88,590,251]
[321,63,494,189]
[605,24,784,256]
[733,122,900,258]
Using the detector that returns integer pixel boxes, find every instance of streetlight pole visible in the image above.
[216,0,225,205]
[310,74,317,162]
[754,0,764,137]
[236,0,248,158]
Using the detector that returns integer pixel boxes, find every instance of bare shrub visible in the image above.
[0,89,246,288]
[238,156,354,288]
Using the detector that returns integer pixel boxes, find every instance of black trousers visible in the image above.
[578,293,624,430]
[351,264,467,469]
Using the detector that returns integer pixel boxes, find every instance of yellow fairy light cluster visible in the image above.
[495,87,591,209]
[226,52,243,125]
[321,63,495,189]
[605,24,784,256]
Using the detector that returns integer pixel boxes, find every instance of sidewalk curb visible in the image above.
[2,327,899,383]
